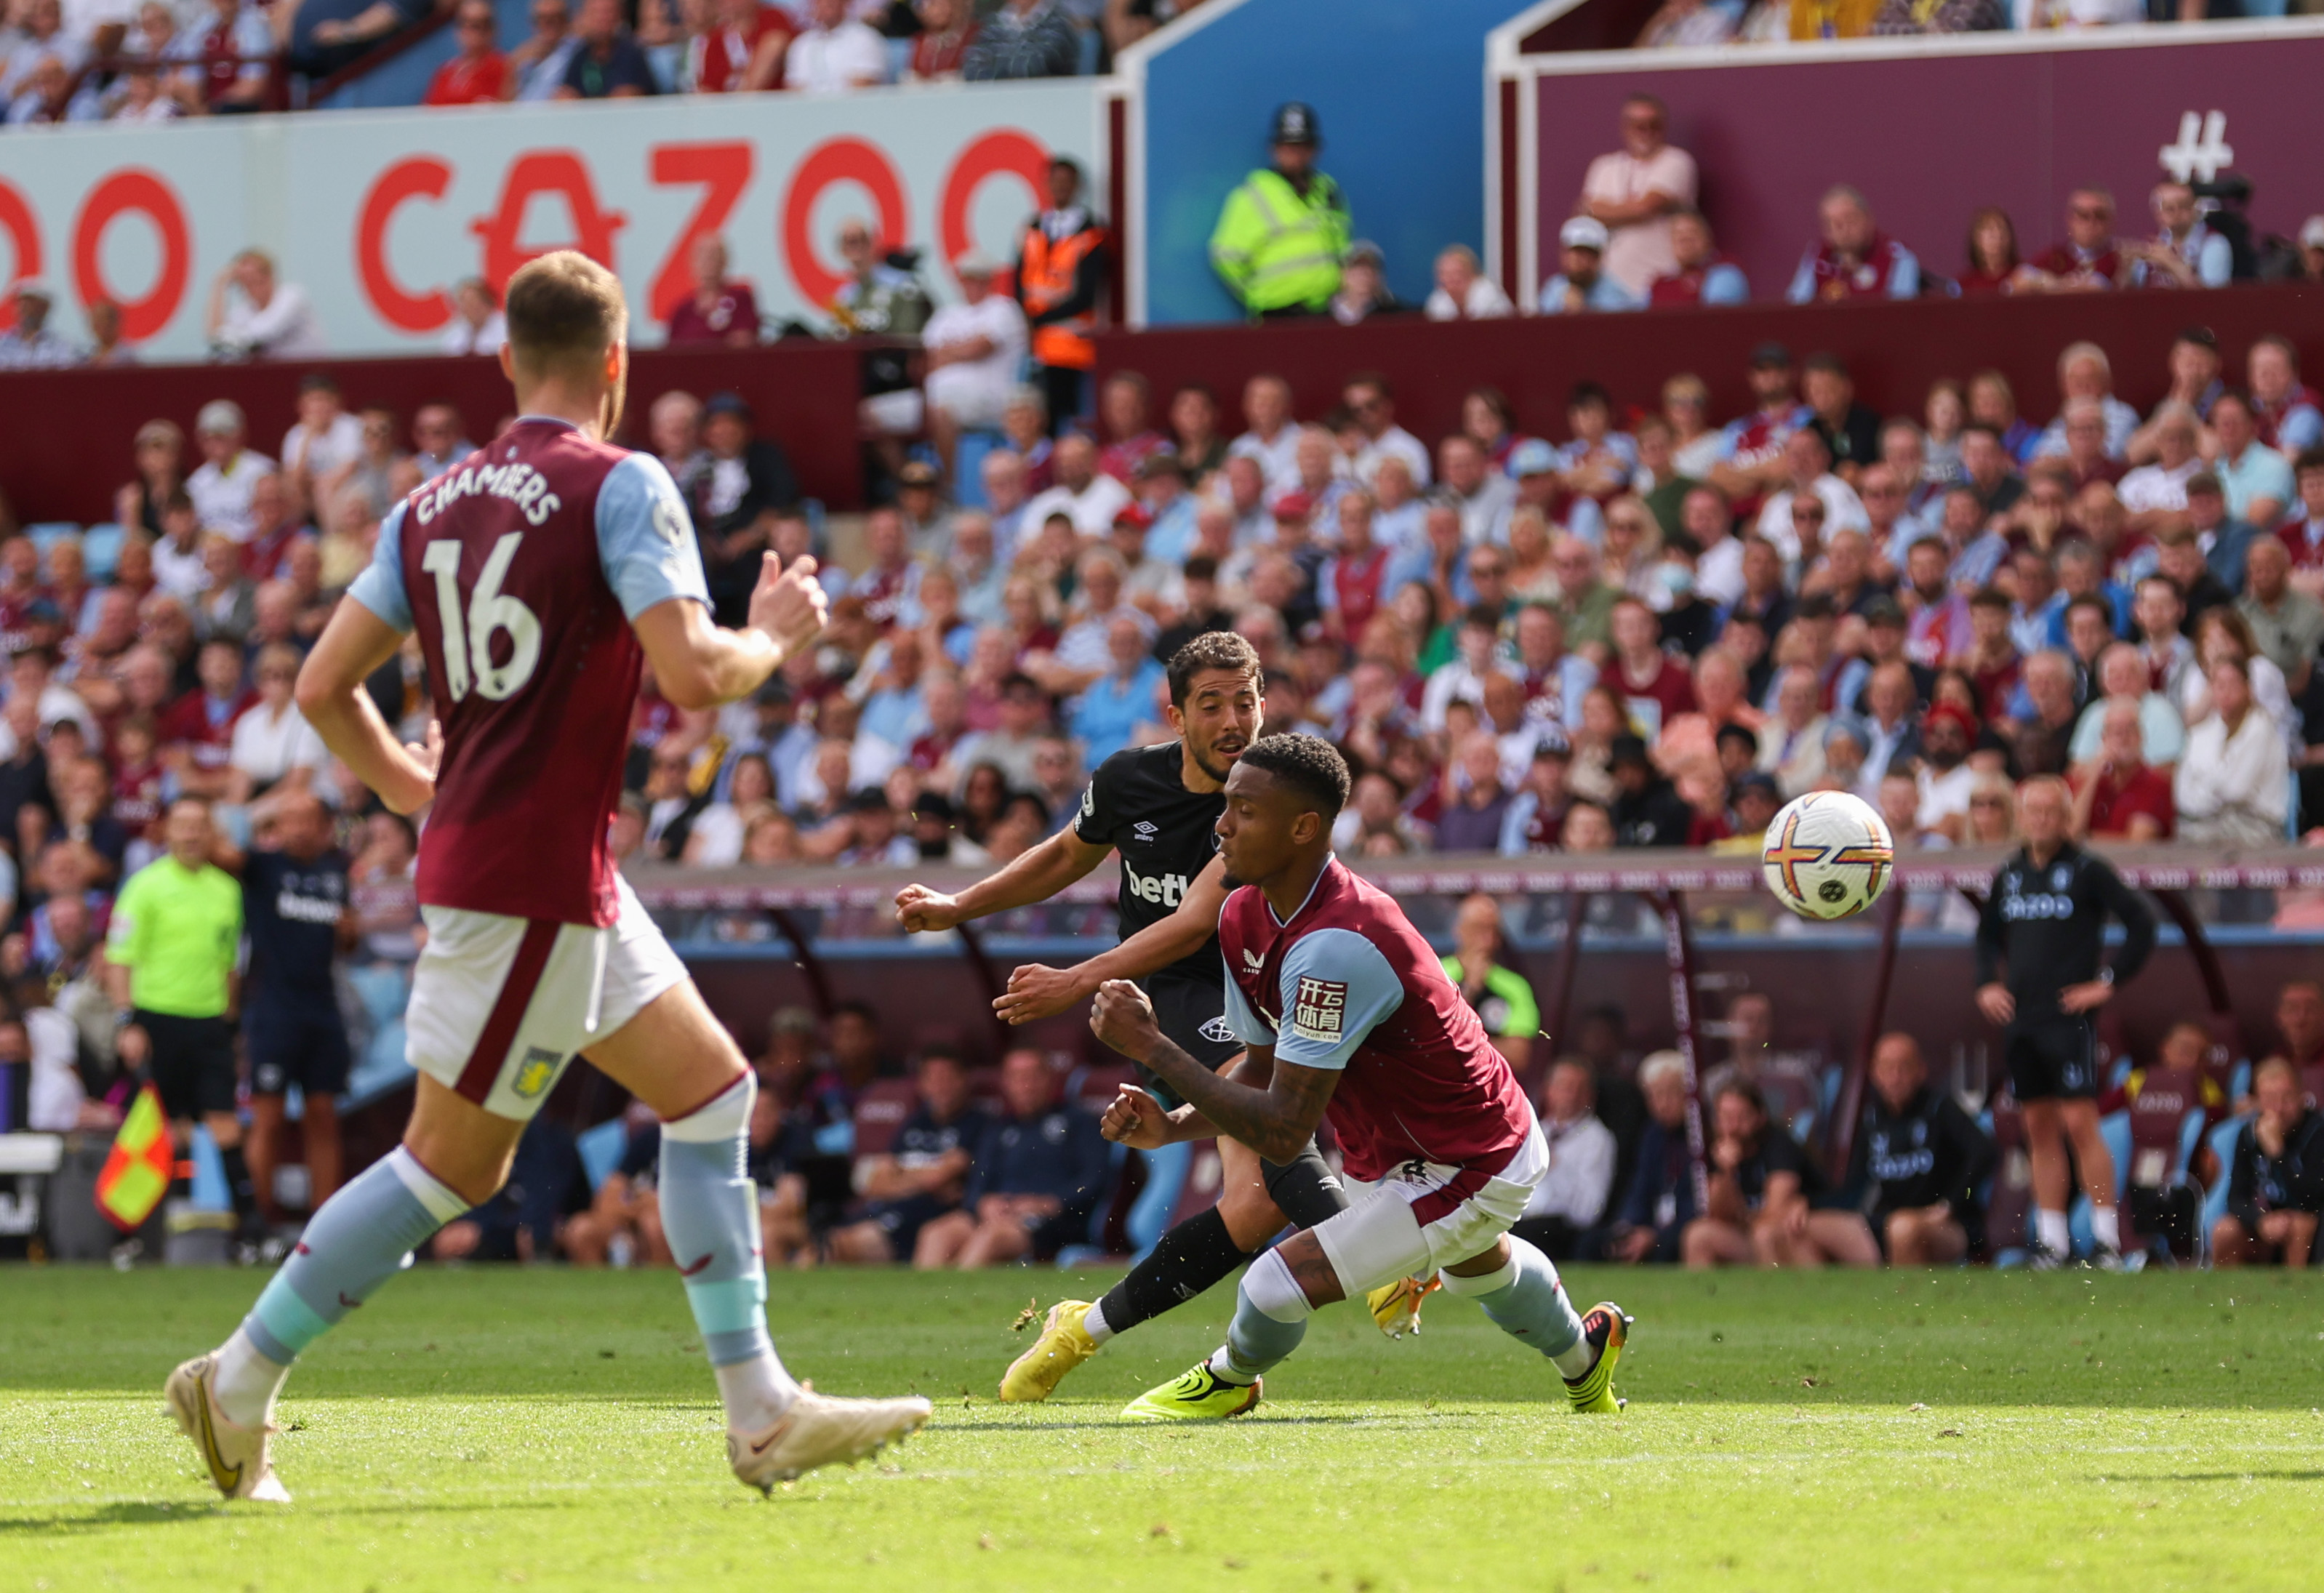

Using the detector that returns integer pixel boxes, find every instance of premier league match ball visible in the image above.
[1759,790,1896,922]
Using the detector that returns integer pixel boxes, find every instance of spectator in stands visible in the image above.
[1442,891,1539,1075]
[2248,337,2323,456]
[204,251,324,360]
[693,391,797,627]
[910,254,1023,488]
[1435,732,1514,854]
[826,1046,988,1265]
[1871,0,2003,40]
[2176,658,2288,846]
[1607,732,1691,846]
[1756,665,1830,798]
[1424,245,1512,321]
[0,281,74,369]
[2025,186,2126,292]
[1575,92,1696,299]
[116,420,186,542]
[685,0,789,92]
[1636,0,1737,44]
[1646,210,1747,308]
[1540,217,1640,314]
[1327,239,1403,326]
[2211,1057,2323,1269]
[1845,1032,1992,1266]
[510,0,580,97]
[185,401,276,540]
[2035,342,2138,462]
[556,0,657,97]
[180,0,272,115]
[2069,697,2173,842]
[1951,206,2029,296]
[916,1048,1107,1268]
[2129,180,2232,291]
[2068,642,2182,766]
[2236,537,2323,686]
[663,235,758,349]
[227,643,326,801]
[1606,1051,1695,1264]
[431,277,504,356]
[961,0,1076,80]
[1787,185,1918,304]
[425,1,513,103]
[2211,391,2292,532]
[1685,1080,1872,1268]
[905,0,975,79]
[1512,1058,1616,1262]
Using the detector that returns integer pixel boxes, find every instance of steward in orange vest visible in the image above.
[1015,155,1108,436]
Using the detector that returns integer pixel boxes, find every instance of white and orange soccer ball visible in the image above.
[1759,791,1895,922]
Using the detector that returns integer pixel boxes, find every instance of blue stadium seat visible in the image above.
[577,1118,629,1195]
[187,1124,230,1211]
[1123,1141,1191,1261]
[341,1017,414,1110]
[348,963,412,1029]
[25,523,78,561]
[81,523,124,579]
[953,429,1006,509]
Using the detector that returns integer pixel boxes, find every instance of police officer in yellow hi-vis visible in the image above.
[1209,102,1351,320]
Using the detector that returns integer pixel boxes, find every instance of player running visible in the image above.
[892,634,1431,1405]
[1089,734,1628,1421]
[165,250,929,1502]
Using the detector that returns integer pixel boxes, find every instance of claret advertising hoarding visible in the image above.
[0,81,1103,361]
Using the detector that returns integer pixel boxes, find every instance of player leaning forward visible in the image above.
[1093,734,1629,1419]
[167,251,929,1501]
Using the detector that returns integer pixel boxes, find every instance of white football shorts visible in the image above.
[404,875,688,1121]
[1313,1117,1549,1296]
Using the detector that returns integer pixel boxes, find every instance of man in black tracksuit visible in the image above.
[1842,1032,1995,1266]
[2212,1056,2324,1268]
[1974,776,2155,1267]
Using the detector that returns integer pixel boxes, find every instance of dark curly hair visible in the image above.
[1237,733,1351,822]
[1166,630,1262,708]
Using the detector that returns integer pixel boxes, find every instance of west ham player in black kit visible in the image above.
[894,634,1431,1403]
[1974,777,2155,1267]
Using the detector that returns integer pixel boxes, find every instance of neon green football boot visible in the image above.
[1563,1301,1631,1414]
[1120,1361,1262,1422]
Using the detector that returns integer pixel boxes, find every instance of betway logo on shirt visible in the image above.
[1124,866,1191,907]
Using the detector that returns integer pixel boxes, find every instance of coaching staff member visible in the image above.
[1974,775,2155,1267]
[109,797,266,1251]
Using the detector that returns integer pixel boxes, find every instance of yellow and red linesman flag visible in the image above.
[95,1083,175,1232]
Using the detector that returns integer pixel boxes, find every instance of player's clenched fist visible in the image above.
[1100,1083,1170,1149]
[995,962,1089,1025]
[1090,979,1161,1062]
[750,552,829,658]
[894,883,965,934]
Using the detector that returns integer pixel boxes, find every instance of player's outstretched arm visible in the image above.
[633,552,828,711]
[895,824,1112,934]
[1091,981,1335,1164]
[996,854,1230,1024]
[297,601,442,816]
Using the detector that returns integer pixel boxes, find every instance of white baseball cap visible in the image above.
[196,398,247,436]
[10,278,52,302]
[2301,214,2324,251]
[1559,216,1611,252]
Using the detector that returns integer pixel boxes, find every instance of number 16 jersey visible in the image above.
[348,417,710,928]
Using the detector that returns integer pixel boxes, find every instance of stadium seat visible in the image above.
[347,963,412,1029]
[1122,1141,1191,1261]
[340,1017,413,1110]
[576,1117,629,1195]
[952,430,1006,509]
[81,523,124,580]
[850,1079,918,1160]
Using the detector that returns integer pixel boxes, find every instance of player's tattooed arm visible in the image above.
[1091,982,1334,1163]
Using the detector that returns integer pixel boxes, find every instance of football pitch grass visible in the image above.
[5,1267,2321,1592]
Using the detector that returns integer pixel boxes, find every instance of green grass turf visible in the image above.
[4,1265,2322,1592]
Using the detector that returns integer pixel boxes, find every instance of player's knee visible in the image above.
[2210,1215,2246,1250]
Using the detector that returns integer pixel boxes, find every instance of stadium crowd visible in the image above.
[1635,0,2297,44]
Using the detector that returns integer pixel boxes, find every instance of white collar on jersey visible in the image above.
[1267,853,1338,928]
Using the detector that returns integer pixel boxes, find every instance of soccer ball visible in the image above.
[1759,791,1895,921]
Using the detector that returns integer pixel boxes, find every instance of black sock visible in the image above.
[1096,1207,1250,1336]
[1261,1147,1351,1229]
[218,1143,262,1231]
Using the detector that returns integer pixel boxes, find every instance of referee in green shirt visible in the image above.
[108,798,263,1245]
[1442,892,1542,1080]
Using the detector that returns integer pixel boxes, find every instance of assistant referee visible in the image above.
[108,797,263,1249]
[1974,776,2155,1267]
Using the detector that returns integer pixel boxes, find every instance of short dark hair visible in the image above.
[1238,732,1351,822]
[2064,593,2112,625]
[297,372,341,396]
[1183,555,1219,583]
[1568,380,1611,410]
[1715,723,1760,757]
[1968,585,2012,614]
[1801,350,1850,380]
[1166,630,1262,708]
[831,1000,876,1025]
[2295,446,2324,478]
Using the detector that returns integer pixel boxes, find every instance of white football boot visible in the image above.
[727,1387,933,1492]
[165,1355,292,1502]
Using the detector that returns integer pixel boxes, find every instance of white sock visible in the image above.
[1083,1300,1114,1344]
[2037,1208,2070,1256]
[2091,1205,2120,1251]
[211,1327,292,1429]
[1552,1340,1597,1379]
[715,1352,801,1433]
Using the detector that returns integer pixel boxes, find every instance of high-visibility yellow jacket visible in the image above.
[1208,167,1350,314]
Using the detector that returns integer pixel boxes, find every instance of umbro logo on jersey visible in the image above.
[1132,821,1158,842]
[1242,949,1265,971]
